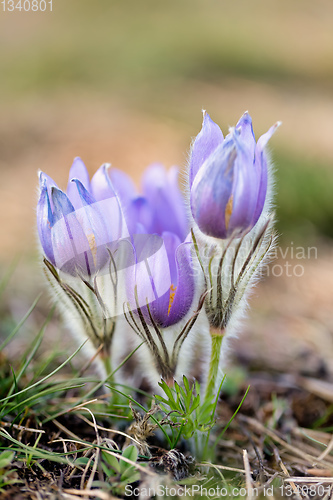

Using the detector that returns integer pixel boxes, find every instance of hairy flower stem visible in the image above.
[204,329,224,405]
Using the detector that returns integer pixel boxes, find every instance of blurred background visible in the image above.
[1,0,333,378]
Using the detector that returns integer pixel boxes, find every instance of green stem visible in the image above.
[204,330,224,405]
[100,348,113,383]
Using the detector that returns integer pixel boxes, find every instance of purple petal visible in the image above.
[129,233,194,327]
[91,164,130,239]
[227,128,259,235]
[141,164,188,241]
[127,196,153,234]
[190,142,235,239]
[67,158,91,209]
[50,187,104,277]
[161,231,181,285]
[51,187,75,221]
[71,179,113,268]
[71,178,96,207]
[189,111,224,187]
[90,164,116,201]
[162,241,195,327]
[166,166,189,239]
[109,168,137,208]
[128,234,171,321]
[37,181,55,264]
[38,171,58,211]
[235,111,256,158]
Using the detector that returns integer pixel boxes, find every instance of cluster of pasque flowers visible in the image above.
[37,111,279,396]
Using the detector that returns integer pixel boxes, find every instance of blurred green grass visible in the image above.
[1,0,332,95]
[275,152,333,242]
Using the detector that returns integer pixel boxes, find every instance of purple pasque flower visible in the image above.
[37,157,126,277]
[189,111,280,240]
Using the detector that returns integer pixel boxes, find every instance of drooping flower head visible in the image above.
[189,111,280,240]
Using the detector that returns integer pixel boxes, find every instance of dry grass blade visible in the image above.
[63,488,116,499]
[274,447,303,500]
[293,428,333,446]
[318,436,333,462]
[305,469,333,478]
[77,413,143,448]
[52,418,86,442]
[0,421,45,434]
[285,477,333,483]
[242,449,254,499]
[198,462,246,473]
[86,447,99,491]
[296,377,333,403]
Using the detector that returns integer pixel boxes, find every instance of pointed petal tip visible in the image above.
[101,162,111,170]
[202,110,214,127]
[70,177,92,199]
[237,110,253,127]
[257,120,282,150]
[268,120,282,137]
[38,171,46,189]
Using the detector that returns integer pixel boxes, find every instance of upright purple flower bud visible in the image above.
[189,111,280,240]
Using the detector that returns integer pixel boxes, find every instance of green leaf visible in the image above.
[119,445,138,475]
[122,445,138,463]
[0,451,15,468]
[183,375,190,393]
[102,451,120,473]
[73,457,90,466]
[120,469,140,484]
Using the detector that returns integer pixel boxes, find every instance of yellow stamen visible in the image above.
[168,284,177,315]
[87,233,97,267]
[225,194,233,230]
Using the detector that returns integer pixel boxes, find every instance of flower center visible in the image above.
[168,284,177,315]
